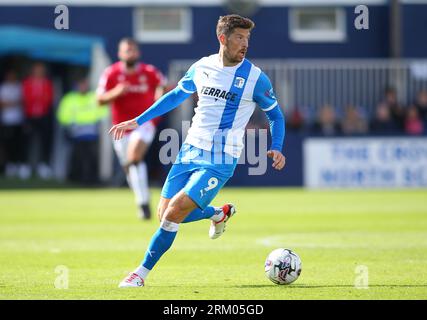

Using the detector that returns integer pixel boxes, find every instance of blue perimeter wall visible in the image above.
[1,4,426,74]
[228,133,303,187]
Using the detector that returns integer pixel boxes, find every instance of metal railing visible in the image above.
[169,59,427,121]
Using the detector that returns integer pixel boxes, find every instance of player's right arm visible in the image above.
[97,83,128,105]
[109,63,197,140]
[96,66,128,105]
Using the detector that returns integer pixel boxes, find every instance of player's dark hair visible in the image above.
[118,37,138,48]
[216,14,255,38]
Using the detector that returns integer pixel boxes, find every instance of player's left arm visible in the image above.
[151,65,168,101]
[154,86,166,101]
[253,72,286,170]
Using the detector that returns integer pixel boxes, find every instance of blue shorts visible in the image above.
[161,143,238,209]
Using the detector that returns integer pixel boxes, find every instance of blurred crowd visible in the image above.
[283,87,427,136]
[0,62,108,182]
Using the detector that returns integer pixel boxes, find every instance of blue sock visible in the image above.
[182,206,216,223]
[141,220,179,270]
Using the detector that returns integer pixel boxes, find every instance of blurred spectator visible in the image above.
[370,102,399,135]
[341,106,369,135]
[382,87,405,130]
[57,78,109,184]
[247,107,268,130]
[414,89,427,121]
[404,105,424,136]
[311,104,341,136]
[22,62,54,179]
[287,108,305,132]
[0,70,26,178]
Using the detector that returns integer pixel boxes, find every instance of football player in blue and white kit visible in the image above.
[110,14,286,288]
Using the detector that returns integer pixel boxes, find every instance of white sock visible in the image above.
[210,207,225,222]
[128,162,150,206]
[133,265,150,280]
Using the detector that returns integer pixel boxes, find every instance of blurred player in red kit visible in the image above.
[97,38,166,220]
[22,62,54,179]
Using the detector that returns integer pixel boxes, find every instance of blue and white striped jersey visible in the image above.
[178,54,279,158]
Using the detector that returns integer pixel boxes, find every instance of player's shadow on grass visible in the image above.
[234,284,427,289]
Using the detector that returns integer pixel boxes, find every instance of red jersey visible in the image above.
[22,77,54,118]
[97,61,165,125]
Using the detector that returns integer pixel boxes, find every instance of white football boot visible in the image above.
[209,204,236,239]
[118,273,144,288]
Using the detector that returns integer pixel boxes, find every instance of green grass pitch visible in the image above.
[0,187,426,300]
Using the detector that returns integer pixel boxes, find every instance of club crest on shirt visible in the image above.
[139,75,147,83]
[234,77,245,89]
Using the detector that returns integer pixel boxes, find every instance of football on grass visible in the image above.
[265,248,302,285]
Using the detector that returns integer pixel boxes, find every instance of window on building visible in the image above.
[289,8,346,42]
[133,7,192,43]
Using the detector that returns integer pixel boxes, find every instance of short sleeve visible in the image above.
[154,69,167,87]
[177,63,197,94]
[146,64,167,88]
[96,66,114,95]
[253,72,278,112]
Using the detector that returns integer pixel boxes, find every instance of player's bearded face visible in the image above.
[223,28,250,63]
[119,43,140,68]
